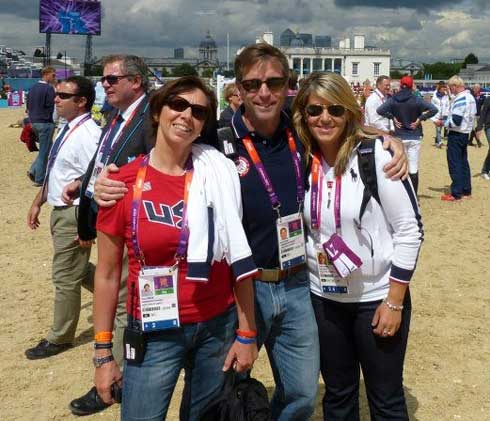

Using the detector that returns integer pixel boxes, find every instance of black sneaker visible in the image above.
[25,339,72,360]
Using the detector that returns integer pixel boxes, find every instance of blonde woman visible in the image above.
[292,72,423,420]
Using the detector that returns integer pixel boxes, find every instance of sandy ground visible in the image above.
[0,107,489,421]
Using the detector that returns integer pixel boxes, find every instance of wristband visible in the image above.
[236,329,257,338]
[236,335,257,344]
[94,342,113,350]
[94,331,113,342]
[383,298,404,312]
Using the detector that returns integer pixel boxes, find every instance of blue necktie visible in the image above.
[100,114,124,164]
[41,124,70,195]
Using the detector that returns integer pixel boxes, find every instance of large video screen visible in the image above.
[39,0,101,35]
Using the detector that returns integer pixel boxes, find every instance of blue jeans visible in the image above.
[30,122,55,184]
[254,270,320,420]
[435,126,442,145]
[447,131,471,199]
[121,305,237,421]
[311,293,411,421]
[481,128,490,173]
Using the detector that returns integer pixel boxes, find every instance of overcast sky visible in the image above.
[1,0,489,64]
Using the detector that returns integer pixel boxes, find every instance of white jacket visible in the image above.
[186,144,257,282]
[305,139,423,303]
[445,90,476,134]
[431,92,450,121]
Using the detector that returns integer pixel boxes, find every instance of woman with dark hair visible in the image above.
[91,76,258,420]
[292,72,423,420]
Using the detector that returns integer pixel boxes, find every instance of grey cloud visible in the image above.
[334,0,459,10]
[0,0,38,20]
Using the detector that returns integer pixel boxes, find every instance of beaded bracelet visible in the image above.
[383,298,404,312]
[236,335,257,344]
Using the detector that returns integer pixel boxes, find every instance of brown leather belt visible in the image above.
[254,264,306,283]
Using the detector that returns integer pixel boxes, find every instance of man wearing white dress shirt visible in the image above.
[364,75,393,133]
[25,76,100,359]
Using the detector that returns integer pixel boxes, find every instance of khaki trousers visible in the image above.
[47,206,93,345]
[47,206,127,365]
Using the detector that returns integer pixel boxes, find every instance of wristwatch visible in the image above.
[93,354,114,368]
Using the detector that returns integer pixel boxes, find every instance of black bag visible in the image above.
[200,370,271,421]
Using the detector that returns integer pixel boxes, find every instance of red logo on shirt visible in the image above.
[236,156,250,177]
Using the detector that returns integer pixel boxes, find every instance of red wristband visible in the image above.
[236,329,257,338]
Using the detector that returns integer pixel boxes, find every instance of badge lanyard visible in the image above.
[310,152,342,235]
[98,106,139,166]
[375,90,385,103]
[242,128,304,217]
[42,114,91,197]
[131,152,194,270]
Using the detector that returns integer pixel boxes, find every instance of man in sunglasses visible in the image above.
[25,76,100,360]
[62,54,154,416]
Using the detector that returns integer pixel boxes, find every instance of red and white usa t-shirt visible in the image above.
[96,155,235,324]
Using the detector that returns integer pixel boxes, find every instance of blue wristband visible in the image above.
[236,335,256,344]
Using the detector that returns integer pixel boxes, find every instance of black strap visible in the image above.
[357,137,381,223]
[217,127,239,160]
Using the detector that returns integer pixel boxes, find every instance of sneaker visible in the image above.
[441,194,462,202]
[481,173,490,180]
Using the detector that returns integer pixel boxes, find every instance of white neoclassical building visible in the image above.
[256,32,391,85]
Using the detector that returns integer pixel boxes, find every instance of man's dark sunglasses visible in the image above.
[55,92,81,100]
[100,74,132,85]
[305,103,346,118]
[165,96,209,121]
[240,77,287,93]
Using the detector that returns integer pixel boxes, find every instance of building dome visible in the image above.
[199,31,217,49]
[290,36,304,47]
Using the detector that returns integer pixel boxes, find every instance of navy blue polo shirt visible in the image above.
[231,106,306,269]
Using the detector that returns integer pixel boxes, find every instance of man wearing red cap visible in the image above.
[377,75,438,194]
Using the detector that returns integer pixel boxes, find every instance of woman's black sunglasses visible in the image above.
[305,104,346,118]
[165,96,209,121]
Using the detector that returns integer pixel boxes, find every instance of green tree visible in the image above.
[172,63,197,77]
[56,52,63,60]
[462,53,478,69]
[34,48,44,57]
[201,68,214,78]
[161,68,170,77]
[421,62,462,80]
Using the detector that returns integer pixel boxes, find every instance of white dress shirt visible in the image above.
[47,113,101,206]
[364,89,392,132]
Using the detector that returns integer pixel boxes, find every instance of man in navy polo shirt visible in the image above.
[230,44,407,420]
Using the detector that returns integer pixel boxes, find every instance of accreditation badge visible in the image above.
[138,266,180,332]
[277,212,306,270]
[85,160,104,199]
[315,246,349,294]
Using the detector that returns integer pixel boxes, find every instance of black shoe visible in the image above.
[25,339,72,360]
[69,386,111,416]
